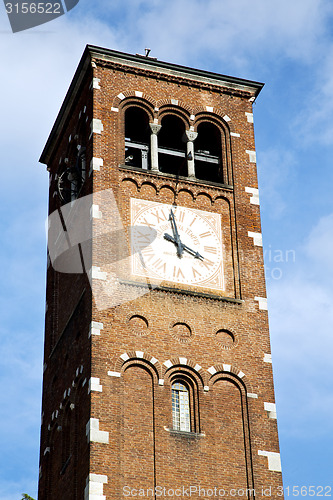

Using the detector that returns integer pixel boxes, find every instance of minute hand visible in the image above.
[169,209,183,258]
[182,243,204,260]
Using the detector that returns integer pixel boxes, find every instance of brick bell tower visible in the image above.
[38,46,284,500]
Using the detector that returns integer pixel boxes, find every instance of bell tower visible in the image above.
[38,45,284,500]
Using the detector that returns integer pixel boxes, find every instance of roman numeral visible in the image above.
[141,247,155,261]
[173,266,185,279]
[192,267,202,278]
[152,258,166,273]
[201,258,215,270]
[189,217,197,227]
[135,230,151,243]
[151,209,167,224]
[204,246,218,254]
[141,217,155,228]
[177,211,185,223]
[199,231,212,238]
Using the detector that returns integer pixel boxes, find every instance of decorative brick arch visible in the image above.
[112,91,156,116]
[113,351,163,380]
[156,99,193,117]
[161,356,206,385]
[157,105,191,128]
[206,364,254,395]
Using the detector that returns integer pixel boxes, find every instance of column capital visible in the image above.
[149,123,162,135]
[184,130,198,142]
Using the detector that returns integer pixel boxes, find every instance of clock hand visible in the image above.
[182,243,204,260]
[168,209,184,258]
[164,233,184,257]
[164,233,203,261]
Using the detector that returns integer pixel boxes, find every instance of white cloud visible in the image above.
[268,213,333,437]
[113,0,333,70]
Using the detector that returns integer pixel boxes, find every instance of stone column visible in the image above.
[184,130,198,178]
[149,123,162,172]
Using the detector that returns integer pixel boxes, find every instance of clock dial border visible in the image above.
[130,198,225,292]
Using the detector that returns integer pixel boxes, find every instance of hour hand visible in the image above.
[164,233,184,258]
[182,243,204,260]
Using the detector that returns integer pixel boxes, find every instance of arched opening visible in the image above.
[158,115,186,175]
[194,122,223,183]
[125,106,150,169]
[172,380,191,431]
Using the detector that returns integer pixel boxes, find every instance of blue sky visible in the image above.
[1,0,333,498]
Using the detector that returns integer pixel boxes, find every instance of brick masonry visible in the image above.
[38,46,284,500]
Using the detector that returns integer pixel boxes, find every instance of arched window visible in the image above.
[172,381,191,432]
[194,122,223,183]
[125,106,150,169]
[57,146,86,204]
[158,115,186,175]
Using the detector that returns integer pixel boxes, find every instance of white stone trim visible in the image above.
[90,266,107,280]
[208,366,217,375]
[171,98,179,105]
[264,353,272,363]
[136,350,144,358]
[159,379,164,386]
[230,132,240,137]
[92,78,101,90]
[264,402,277,419]
[117,93,125,100]
[90,119,104,135]
[86,418,109,444]
[135,91,143,97]
[120,353,130,361]
[84,473,108,500]
[255,296,268,310]
[245,112,254,123]
[238,371,245,378]
[164,360,173,368]
[194,364,202,372]
[223,114,231,122]
[150,357,158,365]
[89,321,103,337]
[248,231,263,247]
[89,157,103,175]
[206,106,214,112]
[246,150,257,163]
[245,186,260,205]
[258,450,282,472]
[247,393,258,399]
[223,364,231,372]
[89,377,103,393]
[179,357,187,365]
[190,114,195,121]
[91,204,102,219]
[111,107,119,112]
[108,371,121,377]
[204,386,209,392]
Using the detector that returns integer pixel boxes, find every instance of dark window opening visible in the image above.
[194,122,223,183]
[125,107,150,169]
[57,146,86,204]
[158,115,186,175]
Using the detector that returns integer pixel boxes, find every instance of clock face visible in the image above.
[130,198,224,291]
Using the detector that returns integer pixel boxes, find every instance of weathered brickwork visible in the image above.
[38,46,284,500]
